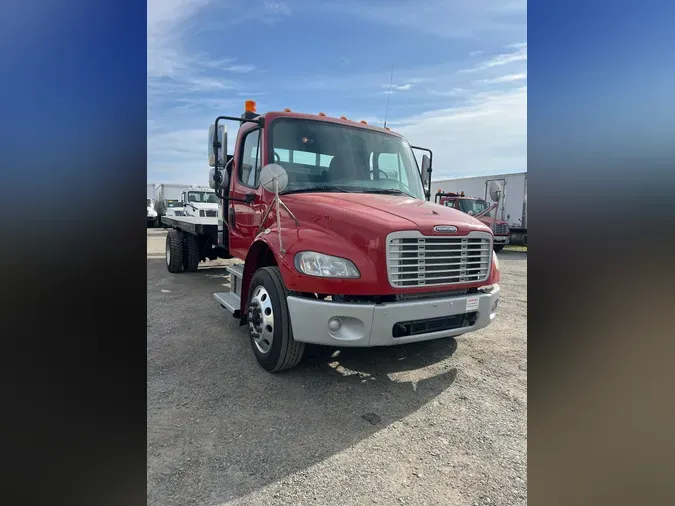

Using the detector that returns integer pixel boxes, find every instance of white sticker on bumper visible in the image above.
[466,296,479,311]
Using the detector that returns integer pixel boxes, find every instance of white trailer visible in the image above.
[155,183,189,203]
[155,184,192,227]
[147,184,156,200]
[434,172,527,245]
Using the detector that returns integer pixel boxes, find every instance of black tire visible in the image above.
[246,266,306,372]
[166,229,184,273]
[493,244,505,252]
[183,233,200,272]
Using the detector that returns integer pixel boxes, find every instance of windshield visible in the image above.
[457,199,494,218]
[187,191,218,204]
[166,200,181,208]
[146,199,153,207]
[270,118,425,199]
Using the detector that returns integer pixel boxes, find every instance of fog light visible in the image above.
[328,317,342,332]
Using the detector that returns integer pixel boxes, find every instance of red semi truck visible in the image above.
[434,190,511,252]
[162,101,501,372]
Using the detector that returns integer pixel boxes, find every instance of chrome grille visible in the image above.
[490,222,509,235]
[205,209,217,217]
[387,231,492,288]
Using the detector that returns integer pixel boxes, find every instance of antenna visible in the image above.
[383,61,394,129]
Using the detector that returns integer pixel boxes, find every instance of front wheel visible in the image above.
[246,266,306,372]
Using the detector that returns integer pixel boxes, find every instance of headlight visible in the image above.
[294,251,360,278]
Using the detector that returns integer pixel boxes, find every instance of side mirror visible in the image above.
[208,124,228,167]
[209,167,229,190]
[488,181,502,203]
[260,163,289,193]
[420,154,431,186]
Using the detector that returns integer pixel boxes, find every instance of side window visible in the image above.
[375,152,410,187]
[444,199,457,209]
[239,129,261,187]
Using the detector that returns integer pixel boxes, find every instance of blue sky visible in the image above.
[147,0,526,185]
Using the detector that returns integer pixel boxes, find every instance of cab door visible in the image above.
[228,125,267,258]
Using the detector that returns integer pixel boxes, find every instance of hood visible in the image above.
[281,192,491,237]
[188,202,217,209]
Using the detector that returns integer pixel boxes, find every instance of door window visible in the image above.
[239,129,261,187]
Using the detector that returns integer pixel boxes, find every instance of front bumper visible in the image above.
[286,284,500,347]
[493,235,510,244]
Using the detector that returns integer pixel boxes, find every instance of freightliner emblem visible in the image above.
[433,225,458,233]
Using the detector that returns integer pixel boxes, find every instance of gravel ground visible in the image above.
[147,228,527,506]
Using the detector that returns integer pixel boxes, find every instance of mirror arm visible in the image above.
[220,194,255,205]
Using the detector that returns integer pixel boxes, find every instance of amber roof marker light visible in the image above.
[245,100,257,113]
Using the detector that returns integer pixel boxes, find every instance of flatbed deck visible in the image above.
[162,215,219,235]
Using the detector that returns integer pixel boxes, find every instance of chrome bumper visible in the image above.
[286,284,500,347]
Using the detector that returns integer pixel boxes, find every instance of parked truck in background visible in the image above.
[179,187,219,218]
[435,191,510,251]
[434,172,527,246]
[161,101,501,372]
[147,184,158,227]
[155,183,191,227]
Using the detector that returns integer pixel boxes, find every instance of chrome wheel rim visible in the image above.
[248,286,274,354]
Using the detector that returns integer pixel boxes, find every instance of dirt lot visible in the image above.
[147,228,527,506]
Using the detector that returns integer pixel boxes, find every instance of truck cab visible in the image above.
[163,101,501,372]
[180,188,219,218]
[435,191,510,252]
[163,199,184,217]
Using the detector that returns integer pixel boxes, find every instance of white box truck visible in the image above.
[155,184,191,226]
[434,172,527,245]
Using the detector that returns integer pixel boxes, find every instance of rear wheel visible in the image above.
[183,233,200,272]
[246,266,306,372]
[166,229,184,273]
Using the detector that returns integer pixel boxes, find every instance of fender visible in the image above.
[240,237,280,319]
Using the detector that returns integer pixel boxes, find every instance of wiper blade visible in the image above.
[358,188,416,198]
[282,186,351,194]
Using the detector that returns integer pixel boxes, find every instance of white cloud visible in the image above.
[147,0,213,79]
[479,72,527,84]
[460,42,527,72]
[317,0,525,40]
[393,86,526,178]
